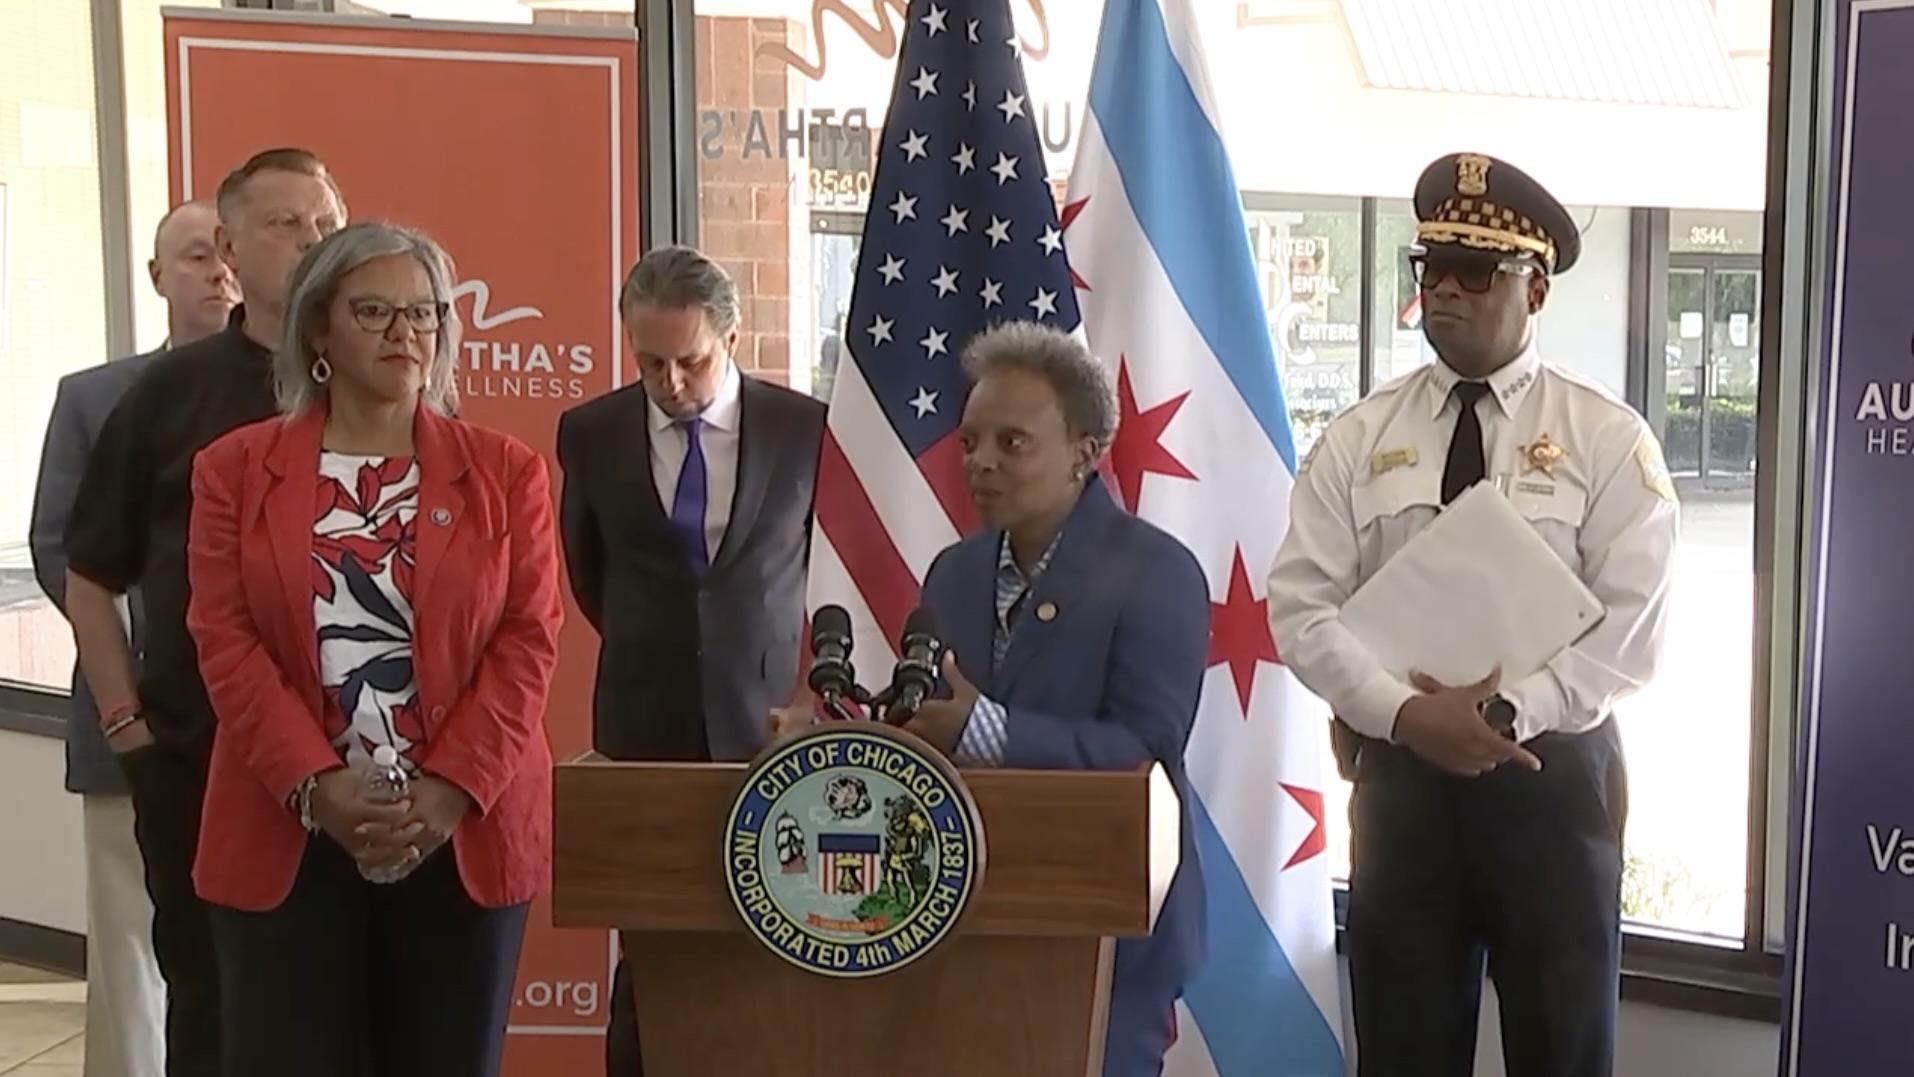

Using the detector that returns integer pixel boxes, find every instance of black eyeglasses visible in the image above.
[1408,252,1540,294]
[348,299,448,334]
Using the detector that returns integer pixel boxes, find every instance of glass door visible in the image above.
[1665,256,1761,489]
[1706,265,1761,483]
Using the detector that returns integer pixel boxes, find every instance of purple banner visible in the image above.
[1784,2,1914,1073]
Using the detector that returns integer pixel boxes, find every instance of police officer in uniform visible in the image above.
[1267,152,1679,1077]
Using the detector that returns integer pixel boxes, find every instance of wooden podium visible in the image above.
[553,748,1181,1076]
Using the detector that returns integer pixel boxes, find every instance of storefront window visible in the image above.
[0,2,107,690]
[684,0,1775,945]
[1371,199,1432,386]
[1613,211,1765,941]
[1245,195,1361,457]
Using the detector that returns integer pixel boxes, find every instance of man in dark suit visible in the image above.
[555,244,826,1075]
[30,199,235,1077]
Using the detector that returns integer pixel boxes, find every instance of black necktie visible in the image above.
[1442,382,1492,505]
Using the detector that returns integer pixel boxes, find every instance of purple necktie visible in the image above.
[670,418,709,576]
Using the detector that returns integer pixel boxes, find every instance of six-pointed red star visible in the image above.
[1207,546,1280,716]
[1280,783,1327,869]
[1064,188,1326,885]
[1060,196,1091,291]
[1109,358,1196,512]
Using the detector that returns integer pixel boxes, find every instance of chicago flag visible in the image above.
[1063,0,1346,1071]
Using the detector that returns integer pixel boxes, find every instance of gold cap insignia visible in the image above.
[1456,154,1493,197]
[1035,601,1058,623]
[1520,434,1567,476]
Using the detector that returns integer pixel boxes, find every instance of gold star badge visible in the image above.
[1520,433,1567,476]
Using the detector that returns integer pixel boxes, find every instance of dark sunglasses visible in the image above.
[1409,251,1541,294]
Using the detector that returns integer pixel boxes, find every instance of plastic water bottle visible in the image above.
[360,745,413,884]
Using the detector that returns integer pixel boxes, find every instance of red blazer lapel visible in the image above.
[410,405,471,622]
[260,409,326,690]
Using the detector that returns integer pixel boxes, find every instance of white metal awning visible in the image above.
[1339,0,1745,110]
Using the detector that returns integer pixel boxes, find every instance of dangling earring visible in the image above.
[310,355,332,384]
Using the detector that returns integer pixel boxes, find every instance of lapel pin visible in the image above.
[1035,601,1058,623]
[430,508,452,526]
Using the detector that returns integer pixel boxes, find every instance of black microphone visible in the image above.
[884,608,944,725]
[808,605,856,706]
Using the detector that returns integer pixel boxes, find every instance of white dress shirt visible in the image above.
[647,361,743,565]
[1267,343,1680,744]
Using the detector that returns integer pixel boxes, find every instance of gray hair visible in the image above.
[619,245,741,335]
[962,321,1119,457]
[277,222,461,417]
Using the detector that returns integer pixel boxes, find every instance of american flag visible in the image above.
[807,0,1079,670]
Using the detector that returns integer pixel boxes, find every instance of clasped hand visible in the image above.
[308,768,473,873]
[1393,668,1543,777]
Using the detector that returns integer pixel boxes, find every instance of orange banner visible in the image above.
[165,11,639,1073]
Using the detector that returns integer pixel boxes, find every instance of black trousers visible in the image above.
[607,955,643,1076]
[209,838,529,1077]
[1345,721,1627,1077]
[118,742,221,1077]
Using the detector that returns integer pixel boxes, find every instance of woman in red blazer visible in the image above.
[185,222,560,1077]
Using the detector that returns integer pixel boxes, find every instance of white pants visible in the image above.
[83,793,165,1077]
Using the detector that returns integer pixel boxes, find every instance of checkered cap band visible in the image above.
[1416,197,1557,269]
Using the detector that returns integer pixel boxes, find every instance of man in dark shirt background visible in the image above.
[62,147,346,1077]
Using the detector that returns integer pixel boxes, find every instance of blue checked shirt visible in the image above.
[953,531,1063,766]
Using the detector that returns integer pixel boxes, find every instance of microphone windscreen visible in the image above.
[813,604,852,642]
[901,606,939,643]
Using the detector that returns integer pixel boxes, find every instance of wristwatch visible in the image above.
[1480,694,1517,739]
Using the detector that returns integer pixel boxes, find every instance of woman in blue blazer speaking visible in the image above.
[905,320,1211,1077]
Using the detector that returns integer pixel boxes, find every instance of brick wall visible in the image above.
[696,15,806,388]
[531,8,804,388]
[527,8,628,28]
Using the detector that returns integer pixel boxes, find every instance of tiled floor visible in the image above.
[0,963,83,1076]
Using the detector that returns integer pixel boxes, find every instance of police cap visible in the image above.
[1413,153,1580,275]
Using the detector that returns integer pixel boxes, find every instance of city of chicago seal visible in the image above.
[722,722,986,978]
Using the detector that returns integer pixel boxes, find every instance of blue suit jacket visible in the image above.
[920,476,1210,997]
[29,351,157,794]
